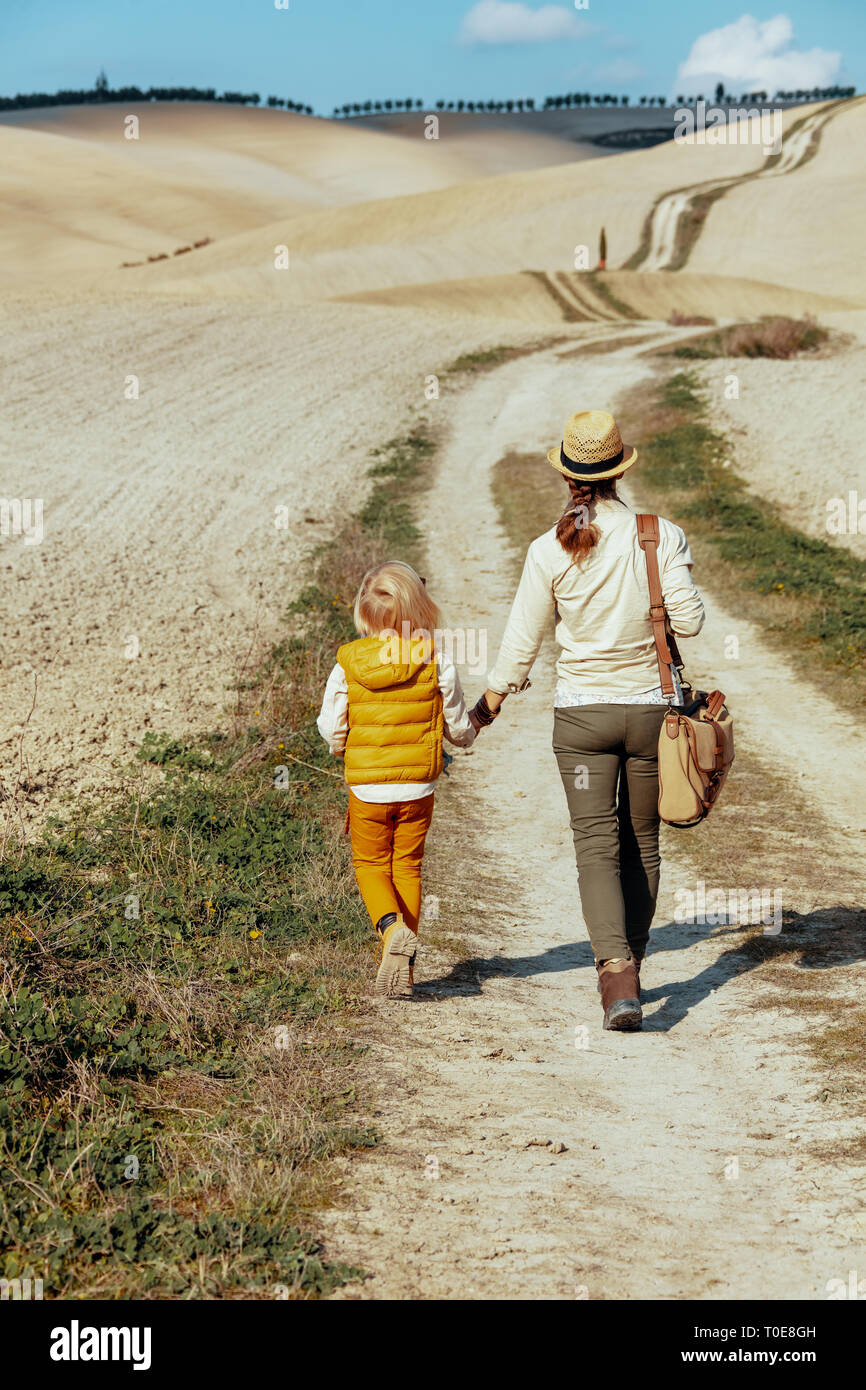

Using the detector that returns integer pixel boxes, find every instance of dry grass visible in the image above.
[661,315,831,360]
[668,310,715,327]
[0,427,453,1298]
[554,332,661,358]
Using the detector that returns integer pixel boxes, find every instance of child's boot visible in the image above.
[374,912,417,1000]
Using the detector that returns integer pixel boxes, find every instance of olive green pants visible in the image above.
[553,704,668,963]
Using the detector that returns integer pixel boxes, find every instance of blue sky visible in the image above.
[0,1,861,109]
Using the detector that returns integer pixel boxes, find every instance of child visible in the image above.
[317,561,475,999]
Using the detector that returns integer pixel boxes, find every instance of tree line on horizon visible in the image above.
[334,80,856,117]
[540,81,856,108]
[0,71,313,114]
[0,72,856,118]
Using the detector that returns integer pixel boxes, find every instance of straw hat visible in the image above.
[547,409,638,481]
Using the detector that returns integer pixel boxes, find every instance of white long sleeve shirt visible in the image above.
[317,646,475,802]
[487,497,705,704]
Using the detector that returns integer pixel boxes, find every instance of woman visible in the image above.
[470,409,705,1031]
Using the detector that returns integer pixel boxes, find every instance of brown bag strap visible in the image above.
[636,514,729,717]
[636,513,677,699]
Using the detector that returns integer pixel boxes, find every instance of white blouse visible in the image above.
[488,497,704,706]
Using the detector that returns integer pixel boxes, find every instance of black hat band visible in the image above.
[560,444,625,475]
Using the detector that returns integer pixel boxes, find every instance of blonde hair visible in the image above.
[353,561,442,641]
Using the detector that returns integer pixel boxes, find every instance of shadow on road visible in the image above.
[417,907,866,1031]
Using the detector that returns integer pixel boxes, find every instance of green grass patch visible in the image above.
[632,371,866,696]
[0,427,438,1298]
[444,346,517,374]
[491,450,566,567]
[621,181,729,273]
[666,182,733,272]
[585,271,643,320]
[523,269,587,323]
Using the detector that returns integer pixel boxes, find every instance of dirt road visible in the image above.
[640,103,839,272]
[322,338,866,1300]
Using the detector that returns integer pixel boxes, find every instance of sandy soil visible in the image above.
[0,104,567,285]
[345,110,610,172]
[320,339,866,1299]
[689,98,866,300]
[0,291,541,826]
[103,121,769,305]
[640,104,851,276]
[692,347,866,561]
[0,101,596,187]
[412,127,606,175]
[338,269,855,326]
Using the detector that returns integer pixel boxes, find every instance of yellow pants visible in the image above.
[348,791,435,934]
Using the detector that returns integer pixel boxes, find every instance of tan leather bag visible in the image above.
[636,514,734,828]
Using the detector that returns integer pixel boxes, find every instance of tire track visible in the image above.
[637,100,859,272]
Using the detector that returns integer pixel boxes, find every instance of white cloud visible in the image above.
[596,58,645,84]
[675,13,840,95]
[459,1,591,45]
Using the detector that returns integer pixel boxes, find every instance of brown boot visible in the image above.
[596,955,643,995]
[596,958,642,1031]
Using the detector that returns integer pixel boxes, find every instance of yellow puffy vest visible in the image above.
[338,635,443,785]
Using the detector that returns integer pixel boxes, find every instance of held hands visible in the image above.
[469,690,505,734]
